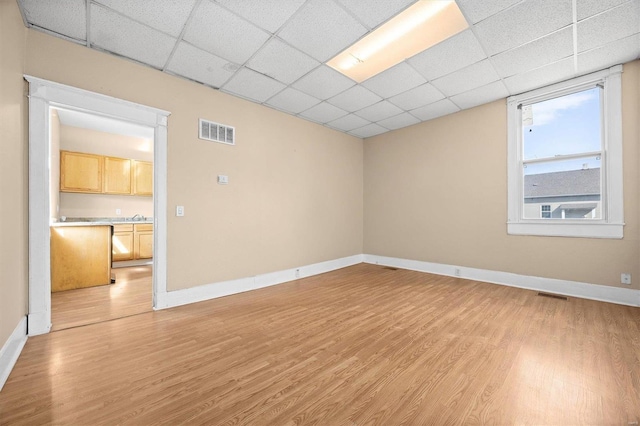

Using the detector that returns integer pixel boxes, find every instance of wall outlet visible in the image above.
[217,175,229,184]
[454,268,461,277]
[295,269,300,278]
[176,205,184,217]
[621,273,631,285]
[115,208,121,215]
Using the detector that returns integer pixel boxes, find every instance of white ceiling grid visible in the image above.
[18,0,640,138]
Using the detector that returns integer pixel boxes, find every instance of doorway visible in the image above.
[26,76,170,336]
[49,106,155,330]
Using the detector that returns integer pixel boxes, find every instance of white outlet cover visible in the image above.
[621,273,632,284]
[217,175,229,184]
[176,205,185,217]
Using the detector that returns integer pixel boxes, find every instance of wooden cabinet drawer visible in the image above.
[113,224,134,232]
[134,223,153,232]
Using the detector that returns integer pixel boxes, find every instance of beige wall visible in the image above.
[365,60,640,290]
[0,0,28,347]
[57,125,154,219]
[24,30,364,290]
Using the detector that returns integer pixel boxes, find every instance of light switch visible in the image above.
[218,175,229,184]
[176,205,185,217]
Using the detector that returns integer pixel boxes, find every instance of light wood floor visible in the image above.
[2,263,639,425]
[51,265,152,331]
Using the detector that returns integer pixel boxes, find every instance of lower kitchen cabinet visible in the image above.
[134,223,153,259]
[51,225,112,292]
[112,224,134,261]
[113,223,153,262]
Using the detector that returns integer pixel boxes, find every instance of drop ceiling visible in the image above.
[18,0,640,138]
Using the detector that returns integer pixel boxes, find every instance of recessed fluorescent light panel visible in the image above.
[327,0,468,83]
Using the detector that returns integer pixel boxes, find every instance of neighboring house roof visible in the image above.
[524,168,600,198]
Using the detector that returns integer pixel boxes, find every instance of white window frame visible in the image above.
[541,205,551,219]
[507,65,624,239]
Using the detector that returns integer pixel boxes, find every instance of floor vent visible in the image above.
[382,266,399,271]
[537,292,568,301]
[199,118,235,145]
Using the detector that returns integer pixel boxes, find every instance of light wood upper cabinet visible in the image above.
[60,151,152,197]
[104,157,132,195]
[60,151,103,193]
[133,160,153,196]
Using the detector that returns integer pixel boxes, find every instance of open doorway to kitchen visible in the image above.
[26,76,170,336]
[49,107,155,331]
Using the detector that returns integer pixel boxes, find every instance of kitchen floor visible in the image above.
[51,265,152,331]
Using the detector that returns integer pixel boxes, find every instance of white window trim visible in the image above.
[507,65,624,239]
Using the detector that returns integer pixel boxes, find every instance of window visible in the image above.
[541,205,551,219]
[507,65,624,239]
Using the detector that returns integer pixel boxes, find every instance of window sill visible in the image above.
[507,222,624,239]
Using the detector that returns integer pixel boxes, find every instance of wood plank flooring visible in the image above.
[2,263,639,425]
[51,265,152,331]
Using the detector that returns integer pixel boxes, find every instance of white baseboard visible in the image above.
[0,317,28,391]
[156,254,364,310]
[364,254,640,307]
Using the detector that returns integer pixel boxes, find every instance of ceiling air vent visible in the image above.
[199,118,235,145]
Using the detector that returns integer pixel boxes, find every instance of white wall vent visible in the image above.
[199,118,235,145]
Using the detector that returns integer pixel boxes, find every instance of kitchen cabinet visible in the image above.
[112,223,153,262]
[60,151,103,193]
[133,160,153,196]
[51,225,112,292]
[104,156,132,195]
[134,223,153,259]
[60,151,152,196]
[112,224,134,261]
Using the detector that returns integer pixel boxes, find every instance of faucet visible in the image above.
[131,213,144,221]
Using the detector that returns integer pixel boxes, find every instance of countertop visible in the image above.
[51,217,154,227]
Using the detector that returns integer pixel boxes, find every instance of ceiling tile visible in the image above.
[431,60,500,97]
[474,0,573,56]
[278,0,368,62]
[265,88,321,114]
[377,112,420,130]
[215,0,306,33]
[94,0,195,37]
[334,0,415,29]
[361,62,427,98]
[576,0,629,21]
[491,28,574,78]
[247,39,319,84]
[299,102,349,123]
[408,30,487,81]
[349,123,388,138]
[184,0,270,65]
[91,4,176,69]
[165,42,235,88]
[503,58,575,94]
[456,0,522,24]
[410,99,460,121]
[327,85,382,112]
[20,0,86,40]
[354,101,403,122]
[577,34,640,74]
[450,81,509,110]
[388,83,445,110]
[327,114,371,132]
[221,68,286,102]
[291,66,356,100]
[577,1,640,53]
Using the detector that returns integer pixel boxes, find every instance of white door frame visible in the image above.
[25,76,170,336]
